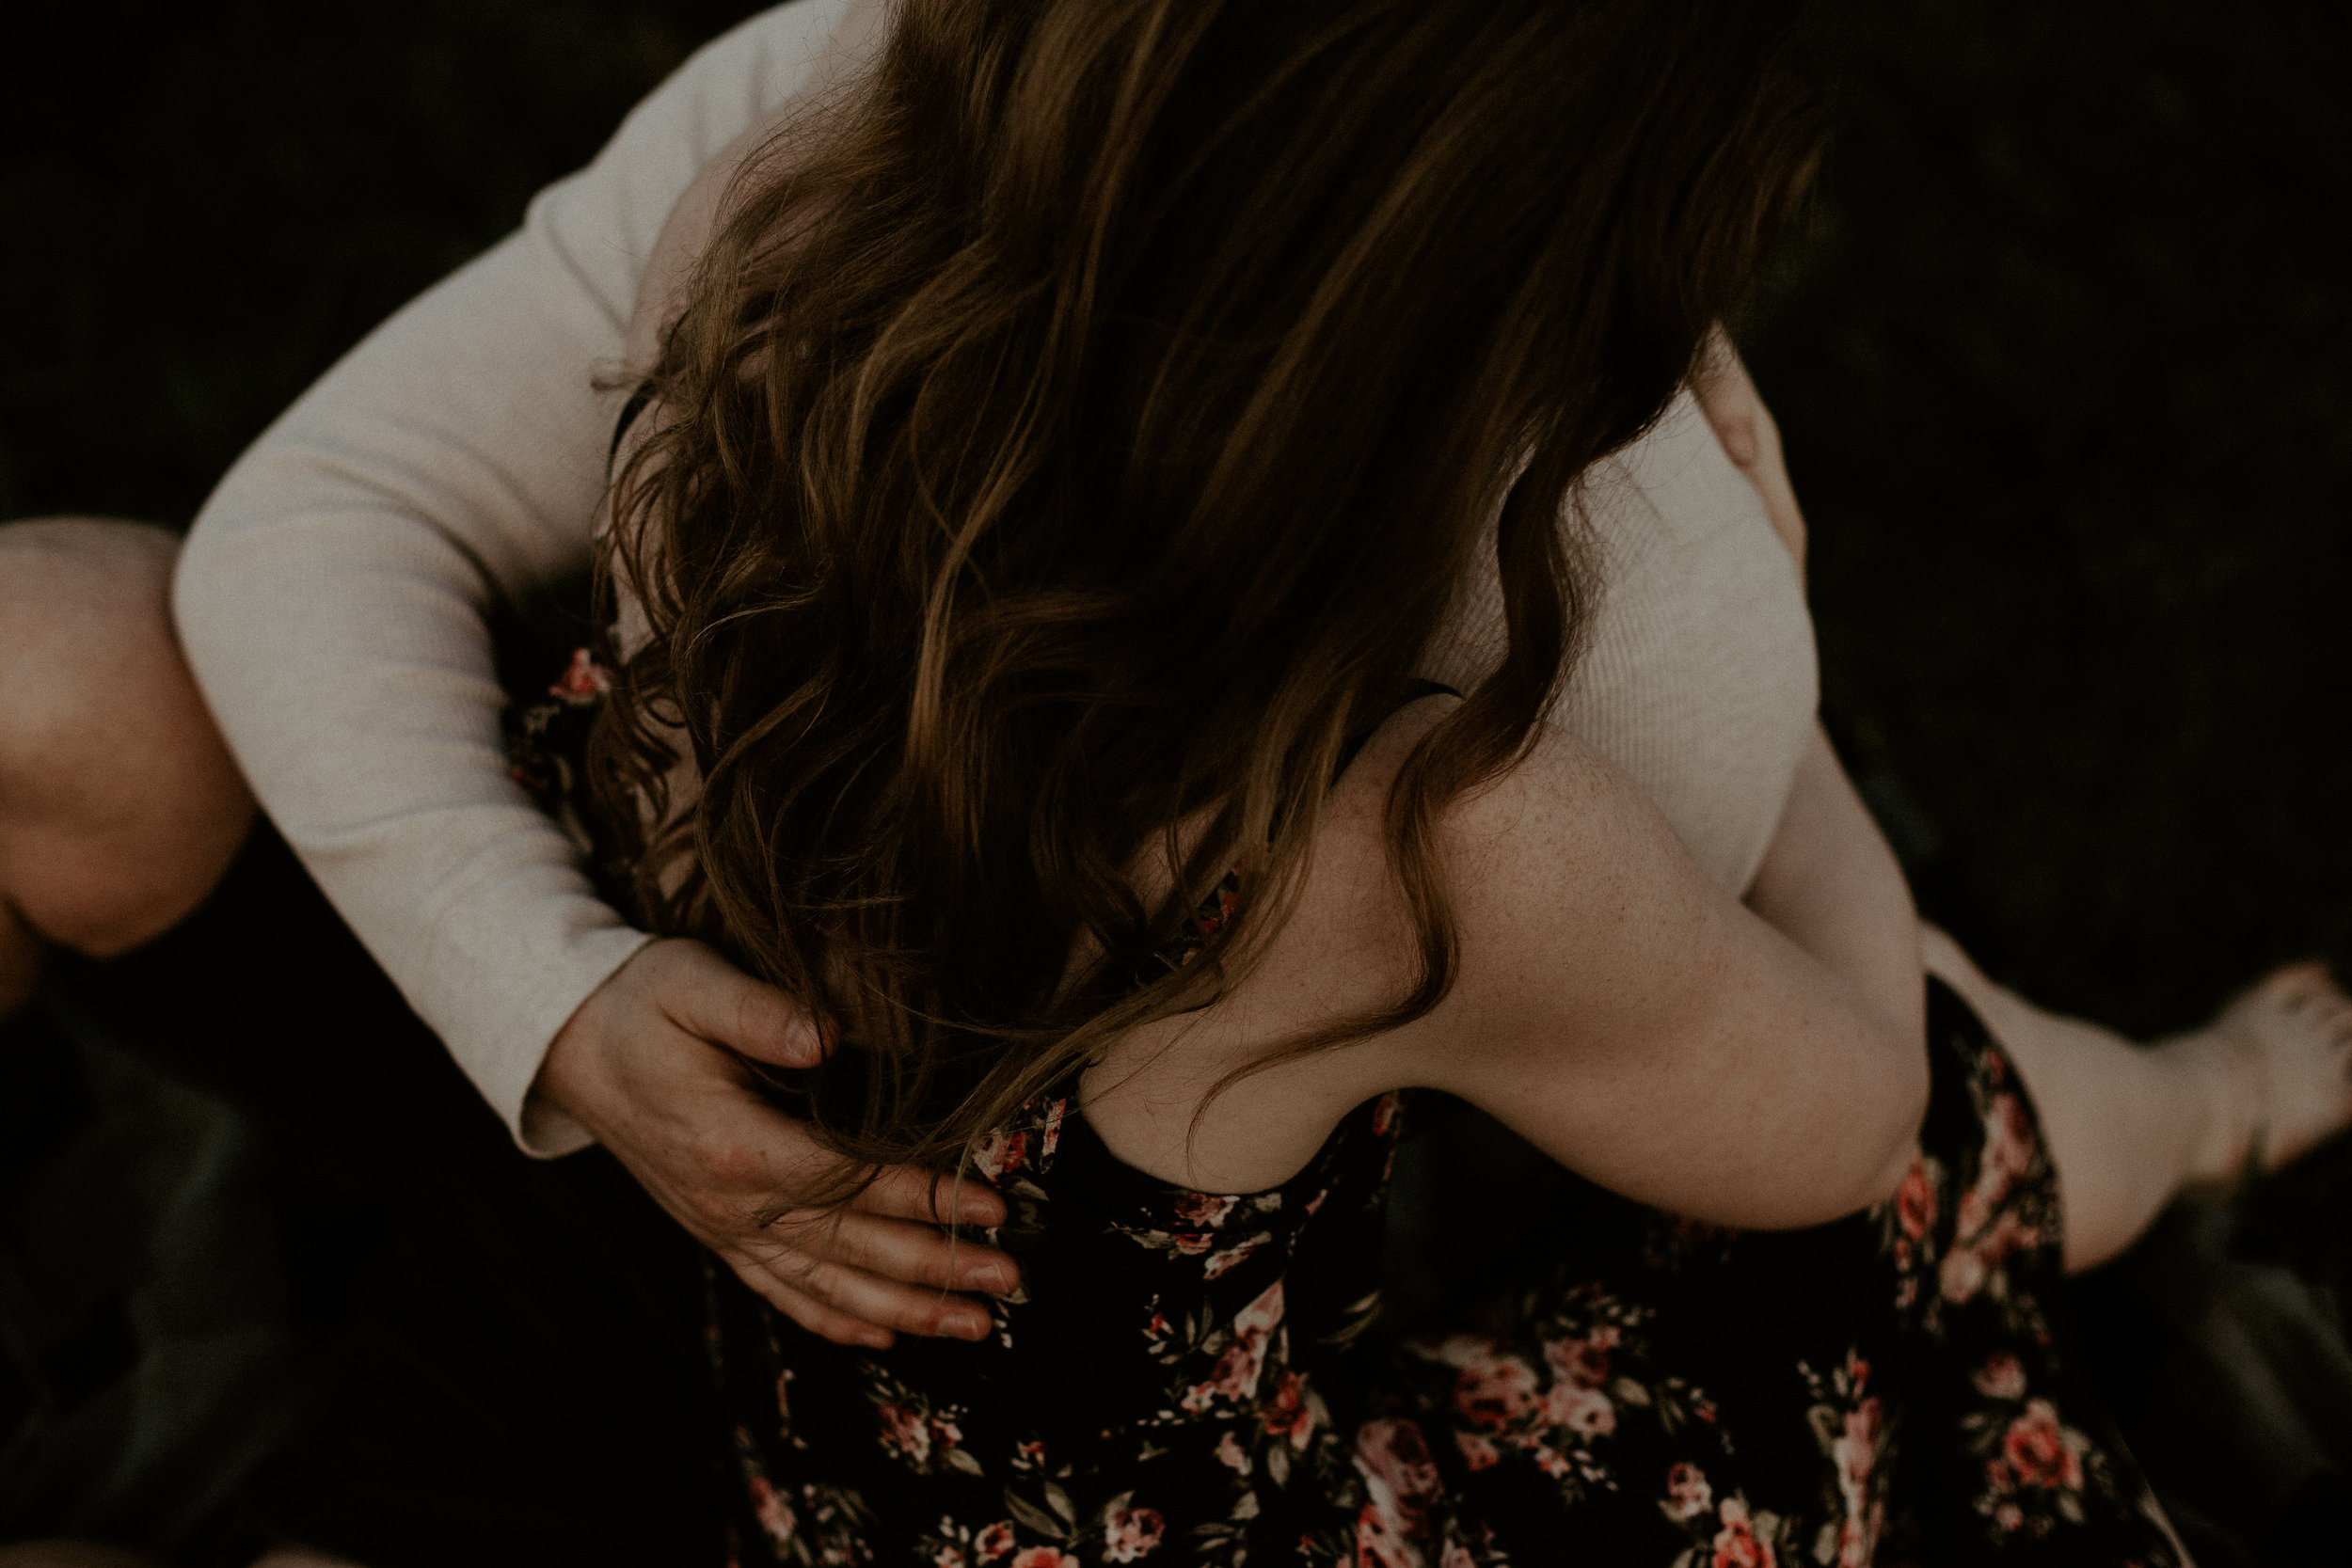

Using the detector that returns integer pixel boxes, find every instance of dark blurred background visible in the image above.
[2,0,2350,1560]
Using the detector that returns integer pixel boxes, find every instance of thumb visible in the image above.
[661,940,826,1069]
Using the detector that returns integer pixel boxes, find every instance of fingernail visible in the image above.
[958,1314,992,1341]
[965,1262,1014,1293]
[787,1021,825,1063]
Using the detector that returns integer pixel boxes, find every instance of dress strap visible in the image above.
[1330,677,1462,783]
[606,381,658,471]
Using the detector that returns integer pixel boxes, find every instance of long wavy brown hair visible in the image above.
[594,0,1826,1178]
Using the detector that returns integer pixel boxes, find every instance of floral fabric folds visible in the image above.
[709,986,2179,1568]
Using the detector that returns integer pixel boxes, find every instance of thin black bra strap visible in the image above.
[607,381,658,471]
[1330,678,1464,784]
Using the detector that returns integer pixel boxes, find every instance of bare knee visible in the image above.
[0,518,254,959]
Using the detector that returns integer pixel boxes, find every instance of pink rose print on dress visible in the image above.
[1940,1209,2041,1305]
[976,1523,1017,1562]
[1831,1398,1883,1568]
[1540,1330,1618,1435]
[1957,1092,2037,1237]
[549,647,611,702]
[1709,1497,1776,1568]
[1663,1462,1713,1521]
[880,1402,934,1465]
[747,1475,797,1545]
[1202,1236,1268,1279]
[2000,1400,2084,1491]
[1174,1193,1237,1229]
[1011,1549,1077,1568]
[875,1398,966,1470]
[1353,1500,1413,1568]
[1454,1432,1499,1472]
[1355,1418,1441,1535]
[935,1545,967,1568]
[1179,1280,1284,1412]
[1541,1380,1614,1438]
[1263,1370,1315,1449]
[1892,1153,1939,1266]
[1450,1349,1539,1431]
[1940,1244,1988,1305]
[1991,1093,2036,1177]
[1103,1503,1166,1563]
[1041,1098,1066,1161]
[1543,1330,1613,1391]
[973,1130,1030,1182]
[1439,1543,1473,1568]
[1216,1430,1250,1473]
[1972,1353,2027,1402]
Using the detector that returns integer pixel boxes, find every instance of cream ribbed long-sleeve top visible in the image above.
[175,0,1817,1156]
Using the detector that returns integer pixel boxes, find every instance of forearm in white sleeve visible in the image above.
[174,0,858,1154]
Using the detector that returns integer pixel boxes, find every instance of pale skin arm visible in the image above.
[1403,714,1933,1224]
[1744,721,1925,1053]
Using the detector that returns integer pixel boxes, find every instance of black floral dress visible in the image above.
[507,663,2183,1568]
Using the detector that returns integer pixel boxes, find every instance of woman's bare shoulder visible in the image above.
[1088,692,1924,1224]
[1077,694,1701,1191]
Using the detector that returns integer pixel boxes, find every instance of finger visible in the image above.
[754,1255,998,1342]
[774,1207,1020,1294]
[742,1267,898,1351]
[660,940,826,1069]
[852,1162,1009,1229]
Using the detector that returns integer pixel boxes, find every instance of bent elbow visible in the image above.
[1743,1040,1931,1232]
[1829,1034,1933,1220]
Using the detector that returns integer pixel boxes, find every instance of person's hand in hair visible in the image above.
[534,939,1019,1347]
[1693,324,1807,591]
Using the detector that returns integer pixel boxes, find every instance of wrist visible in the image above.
[526,973,627,1151]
